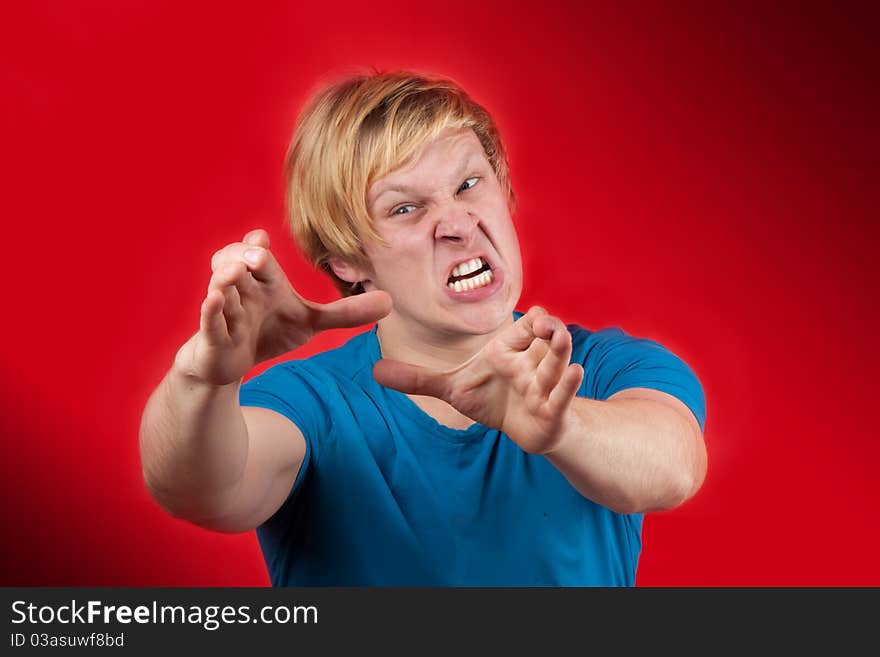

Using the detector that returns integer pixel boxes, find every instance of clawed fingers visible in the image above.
[242,228,270,248]
[498,306,576,400]
[206,262,255,338]
[535,316,573,396]
[524,334,551,366]
[532,312,562,340]
[220,281,246,334]
[547,363,584,412]
[210,233,284,286]
[199,289,229,344]
[500,306,549,351]
[208,261,257,297]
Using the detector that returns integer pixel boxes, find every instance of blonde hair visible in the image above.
[284,69,515,296]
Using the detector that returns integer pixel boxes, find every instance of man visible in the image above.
[139,70,707,586]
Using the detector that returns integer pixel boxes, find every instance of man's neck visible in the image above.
[376,313,512,371]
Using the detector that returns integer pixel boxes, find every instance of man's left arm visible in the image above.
[544,387,707,514]
[372,306,707,515]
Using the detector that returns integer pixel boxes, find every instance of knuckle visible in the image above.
[222,261,246,277]
[212,244,240,270]
[244,246,266,262]
[260,248,276,266]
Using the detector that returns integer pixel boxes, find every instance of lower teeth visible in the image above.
[448,270,493,292]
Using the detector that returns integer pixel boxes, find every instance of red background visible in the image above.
[2,1,877,586]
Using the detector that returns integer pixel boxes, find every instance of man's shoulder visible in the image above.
[564,322,628,353]
[512,309,633,360]
[565,322,680,366]
[306,327,378,375]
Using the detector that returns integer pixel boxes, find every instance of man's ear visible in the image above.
[327,255,369,284]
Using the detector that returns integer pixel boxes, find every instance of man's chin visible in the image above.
[446,300,515,336]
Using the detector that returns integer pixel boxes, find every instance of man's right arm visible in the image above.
[138,228,391,534]
[139,364,306,534]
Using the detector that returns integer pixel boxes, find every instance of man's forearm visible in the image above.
[544,396,705,514]
[138,364,250,520]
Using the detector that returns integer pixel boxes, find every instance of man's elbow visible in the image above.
[684,427,708,502]
[669,469,703,509]
[141,470,255,534]
[633,455,707,514]
[141,470,187,520]
[624,480,692,514]
[662,441,708,511]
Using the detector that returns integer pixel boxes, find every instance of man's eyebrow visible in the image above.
[370,154,483,206]
[365,186,405,215]
[372,183,412,199]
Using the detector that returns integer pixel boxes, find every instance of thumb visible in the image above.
[310,290,393,331]
[373,359,450,399]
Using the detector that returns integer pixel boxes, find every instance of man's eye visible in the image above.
[458,177,479,193]
[391,204,417,216]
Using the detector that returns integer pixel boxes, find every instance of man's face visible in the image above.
[361,127,523,338]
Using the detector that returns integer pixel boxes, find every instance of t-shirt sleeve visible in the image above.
[239,361,332,495]
[579,327,707,433]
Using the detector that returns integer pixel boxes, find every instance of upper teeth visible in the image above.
[452,258,485,278]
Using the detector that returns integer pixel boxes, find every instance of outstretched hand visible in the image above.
[179,229,392,386]
[372,306,584,454]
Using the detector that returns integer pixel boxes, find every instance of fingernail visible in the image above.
[244,249,262,265]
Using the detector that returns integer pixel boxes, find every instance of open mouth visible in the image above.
[446,256,494,293]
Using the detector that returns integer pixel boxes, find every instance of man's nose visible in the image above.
[434,204,479,244]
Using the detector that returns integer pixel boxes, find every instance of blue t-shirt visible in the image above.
[239,314,705,586]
